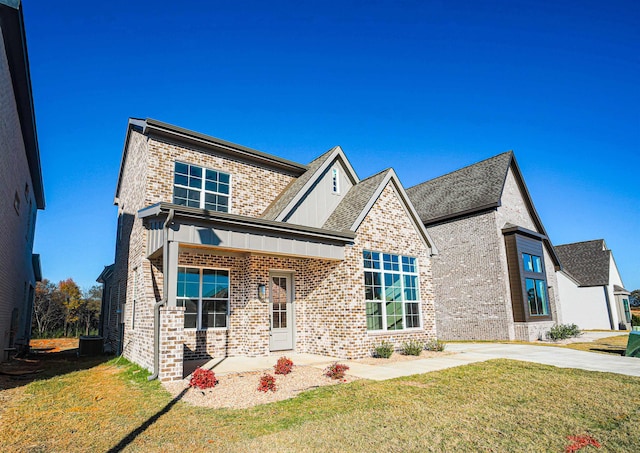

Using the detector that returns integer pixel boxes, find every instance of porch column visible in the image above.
[158,305,185,382]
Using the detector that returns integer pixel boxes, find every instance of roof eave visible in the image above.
[139,202,356,243]
[144,118,308,173]
[0,2,45,209]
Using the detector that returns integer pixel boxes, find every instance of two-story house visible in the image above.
[0,0,44,358]
[407,152,562,341]
[101,118,437,381]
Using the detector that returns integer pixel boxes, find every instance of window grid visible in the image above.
[173,162,230,212]
[364,251,420,331]
[521,252,549,317]
[177,267,229,329]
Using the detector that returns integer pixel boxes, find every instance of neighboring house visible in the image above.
[0,0,44,358]
[556,239,631,331]
[407,152,562,341]
[101,118,437,381]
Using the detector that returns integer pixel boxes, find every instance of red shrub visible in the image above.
[324,362,349,380]
[274,356,294,375]
[565,435,601,452]
[257,373,277,392]
[189,367,218,389]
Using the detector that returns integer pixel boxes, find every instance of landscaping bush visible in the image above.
[547,323,581,341]
[632,314,640,327]
[189,367,218,389]
[257,373,277,392]
[374,341,394,358]
[324,362,349,380]
[424,339,446,351]
[274,356,293,375]
[401,339,424,356]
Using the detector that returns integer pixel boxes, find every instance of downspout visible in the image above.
[149,208,174,381]
[603,285,615,330]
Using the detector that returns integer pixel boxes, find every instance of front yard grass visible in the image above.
[1,356,639,452]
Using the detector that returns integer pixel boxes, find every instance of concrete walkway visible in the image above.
[191,332,640,381]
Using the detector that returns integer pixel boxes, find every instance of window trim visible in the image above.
[177,265,230,331]
[363,250,422,332]
[173,161,232,213]
[331,168,340,194]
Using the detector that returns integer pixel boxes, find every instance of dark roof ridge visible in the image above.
[408,151,513,191]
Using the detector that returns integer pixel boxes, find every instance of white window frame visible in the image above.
[331,168,340,194]
[177,266,230,330]
[173,161,231,213]
[363,250,422,332]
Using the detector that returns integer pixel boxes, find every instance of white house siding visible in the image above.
[0,27,38,355]
[557,271,611,330]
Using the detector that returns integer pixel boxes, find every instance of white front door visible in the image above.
[269,274,294,351]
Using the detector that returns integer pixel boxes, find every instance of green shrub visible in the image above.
[632,314,640,327]
[424,339,446,352]
[547,323,581,341]
[401,339,424,356]
[374,341,394,358]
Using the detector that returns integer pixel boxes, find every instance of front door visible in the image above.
[269,273,293,351]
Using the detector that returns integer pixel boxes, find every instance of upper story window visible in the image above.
[173,162,230,212]
[331,168,340,194]
[363,250,420,331]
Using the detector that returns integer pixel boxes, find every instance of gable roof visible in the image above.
[406,151,513,225]
[555,239,610,287]
[262,146,359,221]
[115,118,307,201]
[407,151,560,268]
[324,168,437,254]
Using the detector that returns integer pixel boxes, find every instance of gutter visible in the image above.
[603,285,615,330]
[148,208,174,381]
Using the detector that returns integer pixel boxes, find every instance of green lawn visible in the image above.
[1,357,639,452]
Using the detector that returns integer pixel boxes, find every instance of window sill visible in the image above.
[367,328,424,336]
[183,328,229,332]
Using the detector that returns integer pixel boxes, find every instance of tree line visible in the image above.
[32,278,102,338]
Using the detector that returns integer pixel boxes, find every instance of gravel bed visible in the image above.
[164,365,358,409]
[355,350,455,365]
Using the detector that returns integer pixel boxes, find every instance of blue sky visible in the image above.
[23,0,639,290]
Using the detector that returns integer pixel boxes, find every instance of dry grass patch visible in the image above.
[562,335,629,355]
[1,357,640,452]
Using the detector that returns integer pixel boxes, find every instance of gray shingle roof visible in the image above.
[555,240,610,287]
[262,147,337,220]
[323,169,390,232]
[406,151,513,224]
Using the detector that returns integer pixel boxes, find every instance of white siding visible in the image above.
[557,271,611,330]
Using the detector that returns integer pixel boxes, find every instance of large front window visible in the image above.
[364,250,420,331]
[173,162,230,212]
[177,267,229,329]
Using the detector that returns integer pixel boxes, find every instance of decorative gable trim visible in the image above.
[273,146,360,222]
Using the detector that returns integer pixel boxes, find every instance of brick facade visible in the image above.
[428,167,560,341]
[107,121,436,380]
[0,25,40,356]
